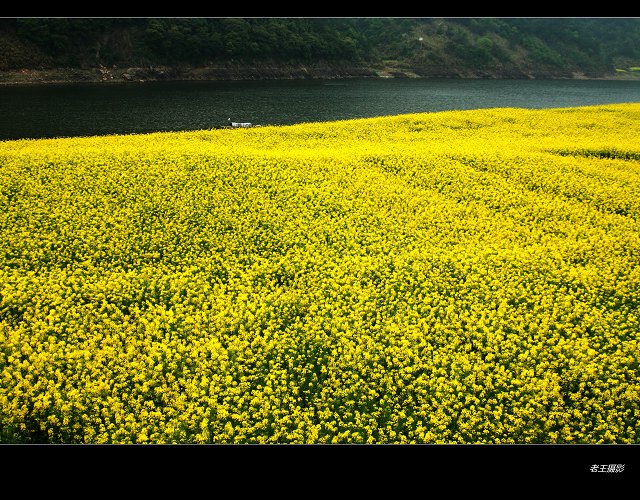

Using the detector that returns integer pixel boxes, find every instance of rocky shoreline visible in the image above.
[0,62,637,85]
[0,63,377,85]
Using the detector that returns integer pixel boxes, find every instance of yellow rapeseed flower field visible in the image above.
[0,104,639,443]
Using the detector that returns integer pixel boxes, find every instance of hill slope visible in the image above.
[1,18,640,82]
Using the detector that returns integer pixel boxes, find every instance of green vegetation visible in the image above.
[1,18,640,78]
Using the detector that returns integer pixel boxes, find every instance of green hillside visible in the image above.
[1,18,640,80]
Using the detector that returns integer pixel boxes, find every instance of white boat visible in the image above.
[227,118,253,128]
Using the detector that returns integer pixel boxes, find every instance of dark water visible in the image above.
[1,78,640,141]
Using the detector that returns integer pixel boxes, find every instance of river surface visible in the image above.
[1,78,640,141]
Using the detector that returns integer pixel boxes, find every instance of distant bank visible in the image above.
[2,62,639,85]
